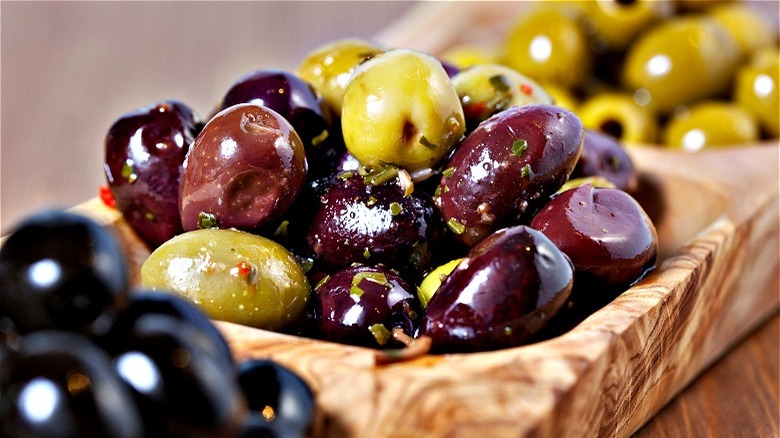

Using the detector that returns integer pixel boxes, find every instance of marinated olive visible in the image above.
[452,63,553,130]
[179,104,307,232]
[708,3,774,61]
[341,49,466,171]
[311,264,420,348]
[440,44,499,70]
[305,173,440,277]
[571,129,638,193]
[577,92,658,144]
[436,104,583,247]
[297,38,384,115]
[420,225,573,352]
[417,258,461,308]
[542,82,579,113]
[105,100,201,246]
[734,47,779,137]
[141,228,310,332]
[662,101,760,151]
[580,0,674,52]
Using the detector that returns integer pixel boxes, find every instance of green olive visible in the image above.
[734,47,779,137]
[708,3,775,60]
[441,44,499,70]
[297,38,384,115]
[577,93,658,144]
[662,101,760,151]
[417,258,462,308]
[541,82,579,113]
[580,0,674,52]
[622,16,740,114]
[503,6,592,88]
[141,228,310,331]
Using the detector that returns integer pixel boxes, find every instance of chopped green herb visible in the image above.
[197,212,218,229]
[274,220,290,238]
[363,247,371,259]
[511,139,528,157]
[489,74,511,94]
[419,135,438,150]
[366,196,378,207]
[521,164,532,178]
[349,284,365,298]
[369,324,392,346]
[121,160,134,178]
[363,165,398,186]
[442,167,455,178]
[311,129,330,148]
[314,275,330,291]
[144,212,155,221]
[447,218,466,235]
[297,258,314,274]
[403,181,414,197]
[389,202,403,216]
[337,171,354,180]
[434,185,442,197]
[352,271,389,287]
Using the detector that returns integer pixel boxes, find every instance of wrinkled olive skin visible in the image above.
[420,225,573,352]
[311,264,420,348]
[436,104,583,247]
[571,129,638,193]
[306,174,440,277]
[530,184,657,292]
[141,228,310,332]
[105,100,201,246]
[179,104,307,232]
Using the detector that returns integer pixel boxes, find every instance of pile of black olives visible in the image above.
[0,211,315,437]
[102,36,659,355]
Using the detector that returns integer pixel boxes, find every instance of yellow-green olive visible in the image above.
[417,258,462,308]
[441,44,499,70]
[708,3,775,61]
[580,0,674,52]
[578,93,658,144]
[734,47,779,137]
[662,101,760,151]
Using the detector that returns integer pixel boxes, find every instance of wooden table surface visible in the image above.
[2,3,778,437]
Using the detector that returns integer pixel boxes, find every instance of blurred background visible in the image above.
[1,1,415,233]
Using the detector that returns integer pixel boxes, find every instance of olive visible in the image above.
[662,101,760,150]
[141,228,310,332]
[0,331,144,438]
[417,258,461,308]
[571,129,638,193]
[305,173,440,278]
[179,104,307,232]
[503,6,592,88]
[104,100,201,246]
[451,63,553,130]
[542,82,579,113]
[440,44,499,70]
[580,0,674,52]
[311,264,420,348]
[577,92,658,144]
[708,3,775,61]
[420,225,573,352]
[0,211,129,337]
[296,38,384,115]
[436,104,583,247]
[622,16,740,114]
[734,47,779,137]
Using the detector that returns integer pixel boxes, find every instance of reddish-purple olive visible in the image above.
[179,104,307,232]
[420,225,573,352]
[571,129,638,193]
[311,264,420,348]
[436,104,583,247]
[104,100,201,246]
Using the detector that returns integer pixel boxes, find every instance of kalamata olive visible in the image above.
[305,173,440,277]
[420,225,573,352]
[436,104,583,247]
[104,100,201,247]
[141,228,310,332]
[179,104,307,232]
[0,331,144,438]
[530,183,657,293]
[220,70,336,176]
[311,264,420,348]
[0,211,129,337]
[571,129,638,193]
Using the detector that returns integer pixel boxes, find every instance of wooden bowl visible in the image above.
[38,4,780,436]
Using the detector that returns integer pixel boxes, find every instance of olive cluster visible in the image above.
[102,37,658,355]
[444,1,779,149]
[0,211,315,437]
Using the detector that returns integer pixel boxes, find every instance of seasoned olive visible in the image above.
[580,0,674,52]
[179,104,307,232]
[662,101,760,150]
[571,129,638,193]
[436,104,583,247]
[420,225,573,352]
[577,92,658,144]
[141,228,310,332]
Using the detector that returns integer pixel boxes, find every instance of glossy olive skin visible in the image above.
[105,100,201,246]
[734,47,779,137]
[420,226,573,352]
[662,101,759,151]
[0,331,144,438]
[220,70,335,175]
[571,129,638,193]
[436,104,583,247]
[141,228,310,332]
[530,184,657,292]
[179,104,307,232]
[0,211,129,337]
[306,174,440,277]
[311,264,420,348]
[577,93,658,144]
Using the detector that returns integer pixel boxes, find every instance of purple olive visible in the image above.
[420,225,573,352]
[571,129,638,193]
[179,104,307,232]
[311,264,420,347]
[105,100,201,246]
[436,104,583,247]
[305,174,440,277]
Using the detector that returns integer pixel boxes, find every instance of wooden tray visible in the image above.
[69,4,779,436]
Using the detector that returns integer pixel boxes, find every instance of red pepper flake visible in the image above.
[519,84,533,96]
[464,101,488,120]
[235,261,252,277]
[99,186,116,208]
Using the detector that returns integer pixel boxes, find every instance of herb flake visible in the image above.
[419,135,438,151]
[197,212,219,229]
[447,218,466,235]
[489,74,511,94]
[511,139,528,157]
